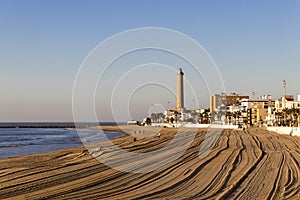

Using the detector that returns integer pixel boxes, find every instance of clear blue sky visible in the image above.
[1,0,299,121]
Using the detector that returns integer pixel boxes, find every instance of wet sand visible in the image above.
[1,126,300,199]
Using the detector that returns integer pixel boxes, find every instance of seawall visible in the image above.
[267,126,300,137]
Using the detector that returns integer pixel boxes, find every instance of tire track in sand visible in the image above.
[1,128,300,199]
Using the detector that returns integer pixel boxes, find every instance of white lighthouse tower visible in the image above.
[176,68,184,111]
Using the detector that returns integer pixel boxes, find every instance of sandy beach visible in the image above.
[1,126,300,199]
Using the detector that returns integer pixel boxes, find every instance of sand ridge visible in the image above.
[0,127,300,199]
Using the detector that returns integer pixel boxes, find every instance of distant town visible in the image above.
[129,68,300,129]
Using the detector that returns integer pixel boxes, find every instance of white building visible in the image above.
[239,95,274,126]
[275,95,300,110]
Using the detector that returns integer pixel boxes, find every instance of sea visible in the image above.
[0,122,125,159]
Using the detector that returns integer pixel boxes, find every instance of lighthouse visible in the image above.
[176,68,184,111]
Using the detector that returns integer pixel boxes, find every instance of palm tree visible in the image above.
[165,117,170,123]
[282,108,288,126]
[199,113,203,124]
[297,108,300,127]
[170,117,174,124]
[145,117,152,126]
[205,112,210,124]
[290,108,300,127]
[275,111,284,126]
[151,113,157,123]
[158,113,165,123]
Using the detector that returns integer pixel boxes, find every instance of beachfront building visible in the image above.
[127,120,140,125]
[164,108,211,125]
[272,95,300,127]
[210,93,249,113]
[184,109,211,124]
[275,95,300,110]
[198,108,210,124]
[266,106,278,126]
[209,93,249,125]
[251,101,268,126]
[210,101,227,124]
[226,103,248,125]
[218,95,275,127]
[239,95,275,127]
[165,110,178,123]
[150,112,165,123]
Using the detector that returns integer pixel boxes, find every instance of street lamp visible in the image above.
[283,80,287,126]
[283,80,286,108]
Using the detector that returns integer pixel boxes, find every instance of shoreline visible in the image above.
[0,126,126,160]
[0,122,126,129]
[1,125,298,161]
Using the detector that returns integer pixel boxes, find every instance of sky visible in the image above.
[0,0,299,122]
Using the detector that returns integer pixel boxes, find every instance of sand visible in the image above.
[0,126,300,199]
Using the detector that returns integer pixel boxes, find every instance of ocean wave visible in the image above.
[0,143,29,148]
